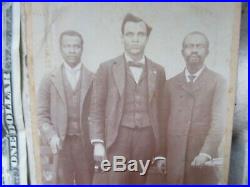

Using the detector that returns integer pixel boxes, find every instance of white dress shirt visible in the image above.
[124,53,145,84]
[185,65,206,83]
[63,62,82,90]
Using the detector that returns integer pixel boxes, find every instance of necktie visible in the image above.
[188,75,196,83]
[128,61,144,68]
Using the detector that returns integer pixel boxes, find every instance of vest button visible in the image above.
[72,122,78,127]
[135,114,142,121]
[135,96,141,100]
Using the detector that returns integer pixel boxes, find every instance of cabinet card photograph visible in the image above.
[21,2,241,184]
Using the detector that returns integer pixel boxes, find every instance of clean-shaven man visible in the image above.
[89,13,167,184]
[37,30,94,184]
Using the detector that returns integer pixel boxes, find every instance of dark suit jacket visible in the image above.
[166,67,227,184]
[88,55,167,157]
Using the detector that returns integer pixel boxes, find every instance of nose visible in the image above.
[132,35,139,42]
[69,47,76,54]
[191,46,199,53]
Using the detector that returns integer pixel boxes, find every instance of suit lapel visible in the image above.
[147,59,157,102]
[112,55,159,101]
[192,67,208,92]
[112,55,126,97]
[178,67,207,94]
[50,64,93,109]
[80,65,93,111]
[50,65,66,105]
[176,71,192,94]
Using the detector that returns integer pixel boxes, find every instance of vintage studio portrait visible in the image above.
[21,3,240,184]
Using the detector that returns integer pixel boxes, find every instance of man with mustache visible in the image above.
[166,31,227,184]
[37,30,94,184]
[89,13,167,184]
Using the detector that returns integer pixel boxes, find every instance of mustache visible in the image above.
[66,55,79,58]
[190,52,199,56]
[189,53,201,58]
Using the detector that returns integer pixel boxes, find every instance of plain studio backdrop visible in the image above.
[28,2,237,87]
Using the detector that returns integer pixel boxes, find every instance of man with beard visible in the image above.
[37,30,94,184]
[166,31,227,184]
[89,13,167,184]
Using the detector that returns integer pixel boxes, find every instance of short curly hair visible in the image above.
[121,13,152,37]
[59,30,84,47]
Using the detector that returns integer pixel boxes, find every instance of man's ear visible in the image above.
[121,34,125,44]
[80,45,84,55]
[81,43,84,51]
[181,49,184,57]
[59,45,63,54]
[206,49,209,56]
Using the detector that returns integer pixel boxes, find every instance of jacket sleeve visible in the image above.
[157,67,168,157]
[88,64,108,142]
[164,79,171,157]
[37,74,57,143]
[200,76,227,157]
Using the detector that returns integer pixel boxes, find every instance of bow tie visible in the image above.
[188,75,196,83]
[128,61,144,68]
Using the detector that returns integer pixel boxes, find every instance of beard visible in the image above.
[187,54,202,64]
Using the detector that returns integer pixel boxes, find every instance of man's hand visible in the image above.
[49,135,61,154]
[155,159,166,174]
[191,154,210,167]
[93,143,106,162]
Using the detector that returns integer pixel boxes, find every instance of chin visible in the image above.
[67,61,79,67]
[187,57,200,63]
[130,50,142,55]
[188,61,202,67]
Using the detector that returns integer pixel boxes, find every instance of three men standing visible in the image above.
[37,16,227,185]
[37,31,94,184]
[88,13,167,184]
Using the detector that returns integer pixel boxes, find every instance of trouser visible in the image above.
[108,126,155,184]
[57,135,92,184]
[184,163,219,184]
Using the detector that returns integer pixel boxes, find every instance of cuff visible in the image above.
[91,139,104,145]
[199,152,212,160]
[41,123,57,143]
[152,156,166,164]
[154,156,166,161]
[153,156,166,164]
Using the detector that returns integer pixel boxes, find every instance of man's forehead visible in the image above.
[62,35,81,42]
[184,34,207,44]
[124,21,147,31]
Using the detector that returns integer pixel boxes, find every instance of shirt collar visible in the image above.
[63,62,82,73]
[185,65,206,82]
[124,53,145,64]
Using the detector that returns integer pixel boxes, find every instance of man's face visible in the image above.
[60,35,83,67]
[122,21,149,56]
[182,34,209,67]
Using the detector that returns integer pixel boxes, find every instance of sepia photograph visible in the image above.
[14,2,242,184]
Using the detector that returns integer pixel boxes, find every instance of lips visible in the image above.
[189,55,200,60]
[190,54,200,58]
[187,55,201,63]
[131,45,140,48]
[67,56,77,59]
